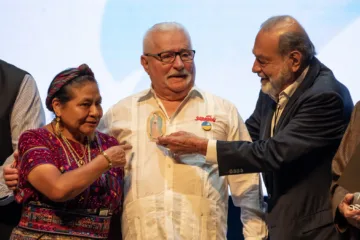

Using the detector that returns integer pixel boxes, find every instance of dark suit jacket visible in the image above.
[330,101,360,240]
[216,57,353,240]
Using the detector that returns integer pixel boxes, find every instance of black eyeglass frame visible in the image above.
[144,49,196,63]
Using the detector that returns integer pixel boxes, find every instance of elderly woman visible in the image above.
[9,64,131,239]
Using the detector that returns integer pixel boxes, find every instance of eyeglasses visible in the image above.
[144,49,196,64]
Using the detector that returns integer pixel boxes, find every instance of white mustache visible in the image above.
[168,72,189,78]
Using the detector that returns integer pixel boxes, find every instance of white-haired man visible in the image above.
[99,22,267,239]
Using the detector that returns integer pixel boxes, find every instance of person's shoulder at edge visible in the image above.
[17,128,53,162]
[353,101,360,112]
[345,100,360,128]
[307,63,348,94]
[18,128,51,143]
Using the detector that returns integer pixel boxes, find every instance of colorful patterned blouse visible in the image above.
[12,128,123,239]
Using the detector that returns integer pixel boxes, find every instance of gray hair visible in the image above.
[142,22,192,52]
[261,15,316,63]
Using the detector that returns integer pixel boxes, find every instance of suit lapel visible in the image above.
[262,100,276,140]
[261,99,276,195]
[274,57,321,133]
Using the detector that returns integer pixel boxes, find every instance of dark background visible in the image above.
[227,197,244,240]
[227,197,268,239]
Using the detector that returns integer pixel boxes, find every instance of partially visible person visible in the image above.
[331,101,360,240]
[9,64,131,239]
[157,16,353,240]
[99,22,267,240]
[0,59,45,238]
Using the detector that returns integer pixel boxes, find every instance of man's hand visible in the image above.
[3,151,19,190]
[157,131,208,156]
[338,193,360,229]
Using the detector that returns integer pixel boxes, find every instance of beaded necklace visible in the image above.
[61,134,90,166]
[51,122,103,167]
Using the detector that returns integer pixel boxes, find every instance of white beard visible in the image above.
[261,79,280,99]
[261,66,291,98]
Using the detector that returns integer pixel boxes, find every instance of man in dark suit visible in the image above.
[157,15,353,240]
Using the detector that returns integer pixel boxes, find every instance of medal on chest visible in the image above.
[147,111,167,141]
[201,121,212,131]
[195,115,216,131]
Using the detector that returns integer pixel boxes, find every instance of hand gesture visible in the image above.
[103,144,132,168]
[157,131,208,156]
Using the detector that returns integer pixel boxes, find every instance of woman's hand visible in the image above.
[104,144,132,168]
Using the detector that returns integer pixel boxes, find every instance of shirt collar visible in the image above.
[137,85,204,102]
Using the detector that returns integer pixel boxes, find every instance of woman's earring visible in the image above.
[55,116,61,136]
